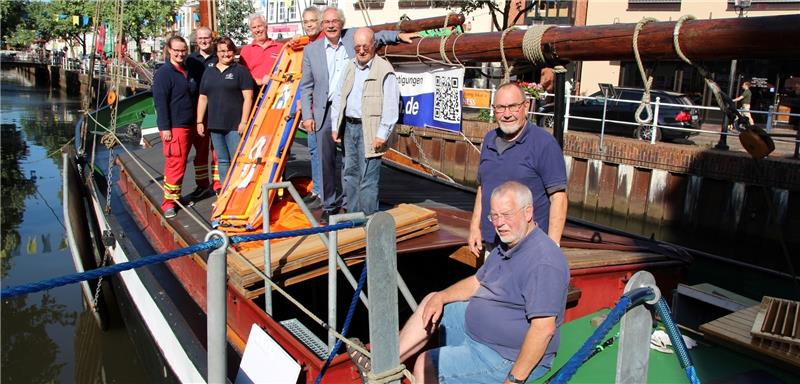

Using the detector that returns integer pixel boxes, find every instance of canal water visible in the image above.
[1,71,147,383]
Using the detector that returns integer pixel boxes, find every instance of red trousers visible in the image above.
[161,127,221,211]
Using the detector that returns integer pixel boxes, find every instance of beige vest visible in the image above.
[334,55,395,158]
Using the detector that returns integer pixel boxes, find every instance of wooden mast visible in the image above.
[371,13,465,33]
[380,14,800,64]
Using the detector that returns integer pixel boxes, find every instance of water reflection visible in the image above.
[1,70,146,383]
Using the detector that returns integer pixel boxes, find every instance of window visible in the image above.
[627,0,681,11]
[727,0,800,11]
[526,1,574,26]
[353,0,385,10]
[399,0,431,8]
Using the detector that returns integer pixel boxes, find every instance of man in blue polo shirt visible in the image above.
[392,181,569,383]
[468,82,568,257]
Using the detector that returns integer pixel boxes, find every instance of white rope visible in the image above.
[367,364,415,384]
[522,25,554,66]
[633,17,657,126]
[673,15,696,65]
[456,129,481,154]
[500,26,519,82]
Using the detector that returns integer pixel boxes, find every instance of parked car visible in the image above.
[537,86,702,142]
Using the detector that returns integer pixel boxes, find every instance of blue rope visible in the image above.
[655,298,701,384]
[313,263,369,384]
[548,295,632,384]
[1,221,363,299]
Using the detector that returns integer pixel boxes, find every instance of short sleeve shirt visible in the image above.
[741,89,752,105]
[477,122,568,242]
[465,227,570,363]
[199,63,255,132]
[239,39,281,81]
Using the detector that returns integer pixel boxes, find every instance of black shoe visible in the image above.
[187,186,214,202]
[303,193,322,210]
[320,208,339,225]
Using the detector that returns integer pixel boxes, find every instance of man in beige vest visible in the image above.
[330,28,399,215]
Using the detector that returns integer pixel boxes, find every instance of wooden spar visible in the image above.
[380,14,800,64]
[371,13,465,33]
[198,0,215,30]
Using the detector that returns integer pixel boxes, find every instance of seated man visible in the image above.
[396,180,570,383]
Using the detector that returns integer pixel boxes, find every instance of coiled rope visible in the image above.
[633,17,657,126]
[0,221,363,299]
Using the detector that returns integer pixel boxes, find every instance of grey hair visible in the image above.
[302,6,321,24]
[195,26,212,38]
[248,13,266,26]
[497,82,526,102]
[322,7,345,25]
[490,181,533,210]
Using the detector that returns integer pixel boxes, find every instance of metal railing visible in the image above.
[5,54,148,85]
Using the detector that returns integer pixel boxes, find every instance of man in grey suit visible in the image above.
[299,7,417,223]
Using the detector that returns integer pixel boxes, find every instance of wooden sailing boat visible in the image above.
[63,8,800,382]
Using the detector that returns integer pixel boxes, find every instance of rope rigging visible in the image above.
[632,17,657,127]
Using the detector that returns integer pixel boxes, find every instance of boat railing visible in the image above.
[259,181,418,350]
[206,211,407,384]
[463,84,800,155]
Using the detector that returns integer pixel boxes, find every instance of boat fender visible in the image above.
[738,125,775,160]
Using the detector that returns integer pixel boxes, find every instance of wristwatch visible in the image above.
[506,372,525,383]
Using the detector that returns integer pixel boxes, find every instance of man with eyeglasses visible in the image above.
[468,82,568,258]
[153,35,199,219]
[330,28,399,216]
[389,181,569,383]
[183,26,222,202]
[299,7,418,223]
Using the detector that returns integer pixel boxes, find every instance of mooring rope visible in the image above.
[0,221,363,299]
[633,17,657,126]
[500,26,519,83]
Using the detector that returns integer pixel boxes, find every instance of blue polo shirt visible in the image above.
[152,62,197,130]
[199,63,254,132]
[186,51,218,86]
[477,122,567,242]
[465,226,569,364]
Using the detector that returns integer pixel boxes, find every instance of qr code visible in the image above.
[433,75,461,123]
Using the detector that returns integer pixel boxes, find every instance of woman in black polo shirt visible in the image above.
[196,36,255,185]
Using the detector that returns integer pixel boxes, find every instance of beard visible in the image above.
[498,119,523,136]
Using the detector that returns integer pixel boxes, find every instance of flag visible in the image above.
[72,16,79,26]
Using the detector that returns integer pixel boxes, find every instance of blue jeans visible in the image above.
[431,302,551,383]
[307,128,322,196]
[342,120,381,215]
[210,130,241,186]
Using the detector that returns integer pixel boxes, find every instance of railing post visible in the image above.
[553,69,566,148]
[766,105,775,133]
[489,84,496,120]
[328,212,367,351]
[616,271,661,384]
[262,183,273,316]
[206,230,229,384]
[564,80,572,134]
[367,212,401,384]
[650,97,661,145]
[599,96,609,152]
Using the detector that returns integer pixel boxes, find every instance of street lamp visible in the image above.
[716,0,751,150]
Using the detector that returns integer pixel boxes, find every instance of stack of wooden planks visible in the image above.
[227,204,439,298]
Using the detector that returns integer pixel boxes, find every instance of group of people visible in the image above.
[154,7,572,383]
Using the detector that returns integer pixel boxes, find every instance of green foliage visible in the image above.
[120,0,182,59]
[478,109,494,122]
[438,1,536,31]
[0,124,36,278]
[216,0,256,44]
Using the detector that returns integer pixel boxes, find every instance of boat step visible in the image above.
[280,318,329,359]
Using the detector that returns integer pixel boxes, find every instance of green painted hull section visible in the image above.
[84,91,156,133]
[537,309,798,383]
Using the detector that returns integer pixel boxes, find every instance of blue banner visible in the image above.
[396,65,464,132]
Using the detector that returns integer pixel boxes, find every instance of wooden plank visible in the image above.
[662,172,686,223]
[597,162,617,213]
[583,159,601,212]
[568,158,587,206]
[701,305,800,368]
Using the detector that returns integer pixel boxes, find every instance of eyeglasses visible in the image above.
[492,101,526,113]
[354,44,372,52]
[197,36,212,40]
[303,18,318,24]
[323,19,342,25]
[170,48,187,53]
[487,205,529,223]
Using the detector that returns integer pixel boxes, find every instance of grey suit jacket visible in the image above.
[300,29,399,124]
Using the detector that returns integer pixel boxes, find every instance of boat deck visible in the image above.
[113,133,688,314]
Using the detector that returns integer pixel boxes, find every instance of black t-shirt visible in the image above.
[199,63,255,132]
